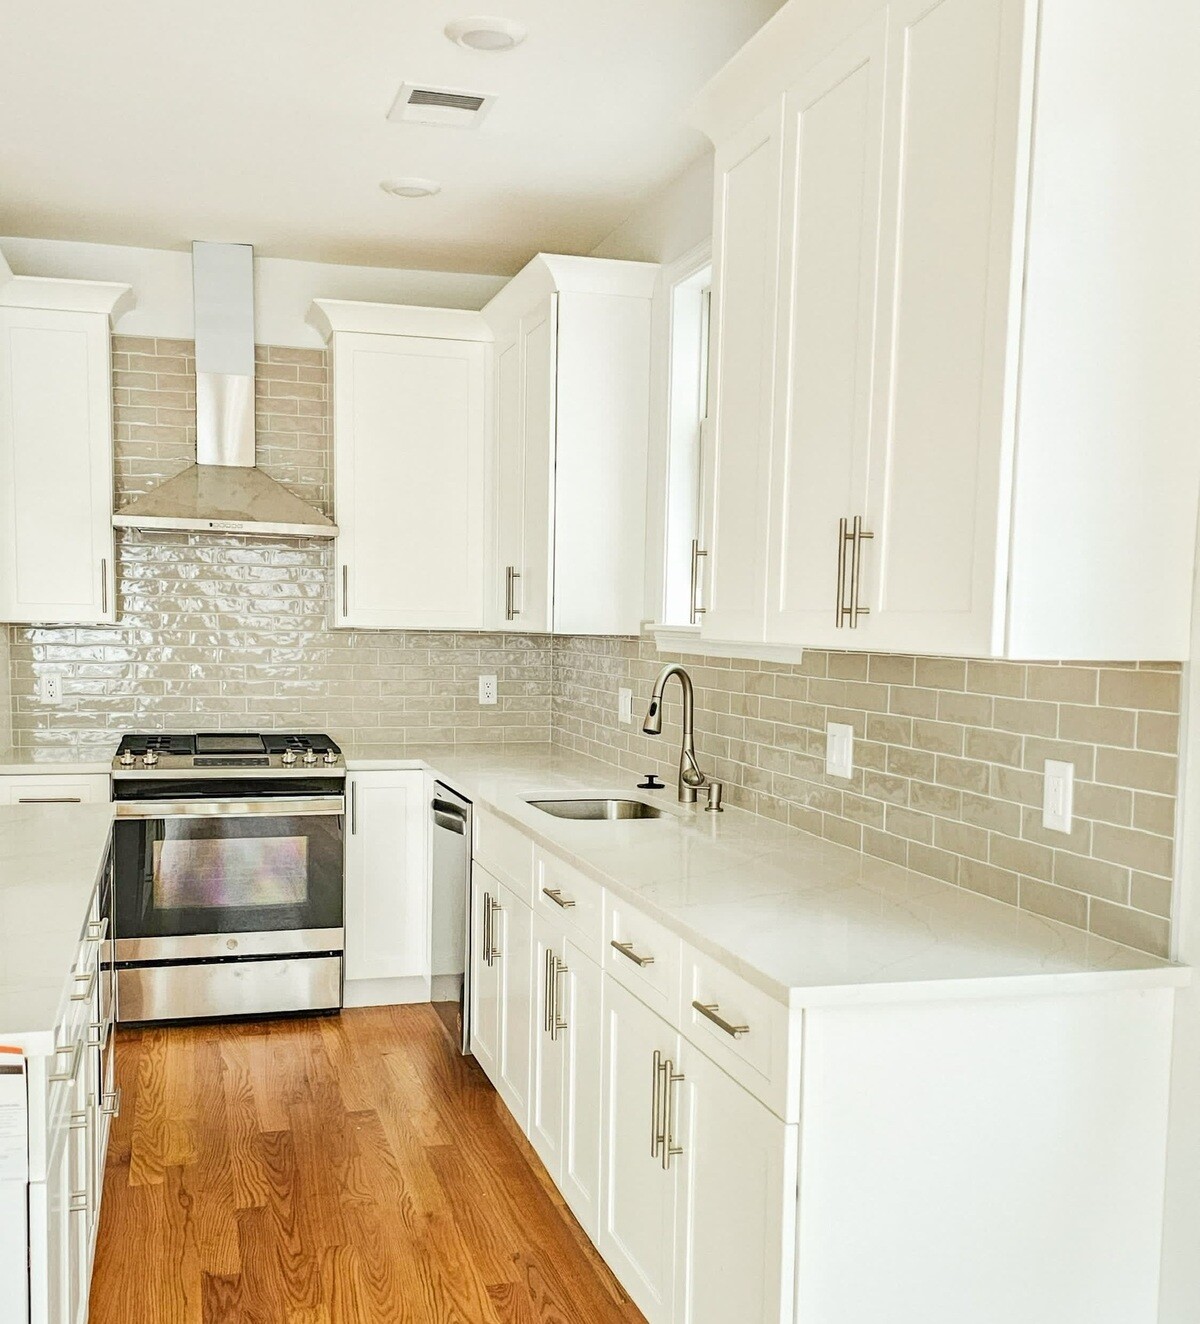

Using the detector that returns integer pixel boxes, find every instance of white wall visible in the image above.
[0,237,506,347]
[589,153,716,624]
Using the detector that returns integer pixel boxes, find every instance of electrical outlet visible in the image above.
[618,687,633,724]
[37,675,63,707]
[1043,759,1074,833]
[826,722,854,779]
[478,674,497,706]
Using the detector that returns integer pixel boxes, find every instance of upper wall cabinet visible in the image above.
[691,0,1200,660]
[311,301,492,631]
[483,255,657,636]
[0,268,133,625]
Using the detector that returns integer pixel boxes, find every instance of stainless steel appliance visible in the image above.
[111,732,345,1024]
[430,782,472,1053]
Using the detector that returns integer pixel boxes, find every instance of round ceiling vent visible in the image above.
[444,16,527,51]
[379,178,442,199]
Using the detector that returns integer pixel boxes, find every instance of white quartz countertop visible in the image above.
[0,802,113,1050]
[0,745,116,775]
[341,741,1189,1008]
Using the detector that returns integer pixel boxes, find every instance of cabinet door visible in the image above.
[680,1050,798,1324]
[699,101,784,645]
[764,16,887,648]
[560,937,603,1239]
[528,917,565,1177]
[863,0,1030,656]
[333,332,489,629]
[599,978,682,1324]
[515,298,556,633]
[469,871,502,1084]
[29,1126,71,1324]
[494,334,525,628]
[0,307,115,626]
[495,880,533,1130]
[5,774,110,806]
[344,771,429,983]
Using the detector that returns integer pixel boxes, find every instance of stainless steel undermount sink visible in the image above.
[526,797,665,821]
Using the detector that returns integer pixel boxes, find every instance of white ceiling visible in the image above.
[0,1,784,275]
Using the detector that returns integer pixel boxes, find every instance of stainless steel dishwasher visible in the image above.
[430,782,472,1053]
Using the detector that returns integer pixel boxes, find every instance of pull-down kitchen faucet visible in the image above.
[642,662,709,804]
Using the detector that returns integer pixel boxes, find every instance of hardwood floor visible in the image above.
[90,1005,645,1324]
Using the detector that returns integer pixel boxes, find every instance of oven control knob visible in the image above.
[119,749,135,766]
[302,748,317,765]
[323,749,338,764]
[282,748,297,765]
[143,749,159,767]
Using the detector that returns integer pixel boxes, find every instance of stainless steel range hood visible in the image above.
[112,242,337,539]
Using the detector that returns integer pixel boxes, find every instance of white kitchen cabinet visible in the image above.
[483,255,657,636]
[495,877,533,1130]
[0,774,110,807]
[0,274,132,627]
[690,0,1200,660]
[309,301,492,631]
[469,867,503,1083]
[599,977,684,1324]
[343,770,430,1001]
[530,920,604,1238]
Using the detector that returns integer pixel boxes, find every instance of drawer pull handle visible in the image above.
[692,1000,750,1040]
[102,1088,122,1119]
[542,887,576,910]
[69,1110,87,1132]
[70,968,97,1003]
[86,917,109,944]
[69,1193,89,1215]
[50,1038,84,1084]
[17,796,82,804]
[611,939,654,968]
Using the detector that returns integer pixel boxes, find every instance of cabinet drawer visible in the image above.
[681,944,798,1122]
[474,809,534,902]
[533,849,604,960]
[604,895,681,1023]
[3,773,109,805]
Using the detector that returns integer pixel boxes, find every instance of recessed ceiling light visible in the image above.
[379,178,442,199]
[444,16,527,51]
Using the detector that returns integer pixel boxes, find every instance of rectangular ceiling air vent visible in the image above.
[386,82,496,129]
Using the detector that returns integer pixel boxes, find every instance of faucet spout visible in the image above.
[642,663,708,804]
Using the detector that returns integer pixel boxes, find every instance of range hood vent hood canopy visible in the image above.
[112,241,337,539]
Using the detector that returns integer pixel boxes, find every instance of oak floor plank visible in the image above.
[91,1006,645,1324]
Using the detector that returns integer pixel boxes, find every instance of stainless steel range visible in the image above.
[111,732,345,1024]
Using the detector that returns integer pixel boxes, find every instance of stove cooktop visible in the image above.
[112,731,342,774]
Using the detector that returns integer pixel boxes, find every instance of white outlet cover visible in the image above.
[1043,759,1074,833]
[478,674,497,706]
[37,675,63,706]
[618,687,633,724]
[826,722,854,779]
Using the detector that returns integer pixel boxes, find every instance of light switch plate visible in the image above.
[1043,759,1074,833]
[826,722,854,779]
[478,675,497,706]
[618,687,633,724]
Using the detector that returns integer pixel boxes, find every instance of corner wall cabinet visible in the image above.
[482,255,657,635]
[690,0,1200,660]
[310,301,492,631]
[465,802,1173,1323]
[0,271,133,626]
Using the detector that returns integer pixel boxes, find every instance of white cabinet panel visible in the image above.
[862,0,1029,656]
[332,332,489,630]
[344,770,429,985]
[679,1048,797,1324]
[599,977,682,1324]
[765,16,887,648]
[494,335,525,626]
[529,916,566,1175]
[560,936,603,1239]
[0,774,110,807]
[0,308,115,626]
[495,878,533,1131]
[470,867,502,1083]
[515,300,556,632]
[700,102,783,645]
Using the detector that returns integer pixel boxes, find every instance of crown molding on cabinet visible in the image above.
[307,298,493,343]
[481,253,658,332]
[0,267,134,323]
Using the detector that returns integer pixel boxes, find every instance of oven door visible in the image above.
[113,796,344,961]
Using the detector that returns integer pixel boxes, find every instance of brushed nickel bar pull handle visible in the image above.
[689,539,708,623]
[102,1088,122,1119]
[611,939,654,968]
[836,516,849,627]
[692,1000,750,1040]
[70,968,97,1003]
[69,1110,87,1132]
[505,565,522,621]
[488,897,503,963]
[50,1038,84,1084]
[542,886,576,910]
[100,557,108,615]
[482,890,492,967]
[851,515,874,627]
[341,564,349,618]
[552,958,569,1040]
[18,797,82,804]
[662,1059,685,1171]
[510,567,521,617]
[85,917,109,944]
[651,1049,663,1158]
[69,1193,89,1215]
[544,947,554,1035]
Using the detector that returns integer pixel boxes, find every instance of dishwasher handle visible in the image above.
[432,798,468,835]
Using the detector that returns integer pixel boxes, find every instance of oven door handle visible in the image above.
[114,797,345,819]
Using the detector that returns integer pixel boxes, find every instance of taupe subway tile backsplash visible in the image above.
[1,337,1184,958]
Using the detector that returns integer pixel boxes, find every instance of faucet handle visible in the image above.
[704,781,725,813]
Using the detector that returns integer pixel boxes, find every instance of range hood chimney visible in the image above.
[113,241,337,538]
